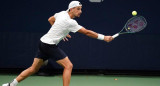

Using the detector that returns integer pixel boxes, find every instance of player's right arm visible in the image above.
[48,16,56,26]
[78,27,113,42]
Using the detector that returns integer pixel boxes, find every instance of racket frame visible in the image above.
[112,15,147,38]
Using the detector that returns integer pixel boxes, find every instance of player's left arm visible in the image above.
[48,16,55,26]
[63,34,71,41]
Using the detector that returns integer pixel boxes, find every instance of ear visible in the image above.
[70,7,75,11]
[70,8,73,11]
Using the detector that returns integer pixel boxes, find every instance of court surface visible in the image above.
[1,74,160,86]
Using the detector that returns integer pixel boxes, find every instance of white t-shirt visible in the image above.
[40,11,82,45]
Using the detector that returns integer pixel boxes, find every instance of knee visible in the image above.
[65,63,73,70]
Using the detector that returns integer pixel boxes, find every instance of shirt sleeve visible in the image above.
[54,13,58,19]
[69,20,83,33]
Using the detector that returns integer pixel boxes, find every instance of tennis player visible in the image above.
[2,1,113,86]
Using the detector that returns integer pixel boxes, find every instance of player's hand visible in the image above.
[104,36,113,42]
[63,34,71,41]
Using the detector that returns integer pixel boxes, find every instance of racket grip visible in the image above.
[112,33,119,38]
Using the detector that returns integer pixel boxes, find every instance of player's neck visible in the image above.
[68,12,75,19]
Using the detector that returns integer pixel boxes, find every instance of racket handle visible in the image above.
[112,33,119,38]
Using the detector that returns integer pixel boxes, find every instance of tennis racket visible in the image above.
[112,15,147,38]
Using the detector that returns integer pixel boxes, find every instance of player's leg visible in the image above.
[16,58,44,82]
[2,58,44,86]
[56,57,73,86]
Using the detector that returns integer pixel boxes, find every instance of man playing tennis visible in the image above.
[2,1,113,86]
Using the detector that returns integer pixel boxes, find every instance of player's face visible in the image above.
[72,6,82,17]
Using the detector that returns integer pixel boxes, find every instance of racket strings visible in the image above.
[125,16,147,33]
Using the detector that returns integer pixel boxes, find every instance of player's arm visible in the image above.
[63,34,71,41]
[48,16,71,41]
[48,16,55,25]
[78,27,113,42]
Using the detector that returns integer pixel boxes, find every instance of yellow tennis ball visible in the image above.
[132,11,137,16]
[128,27,130,29]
